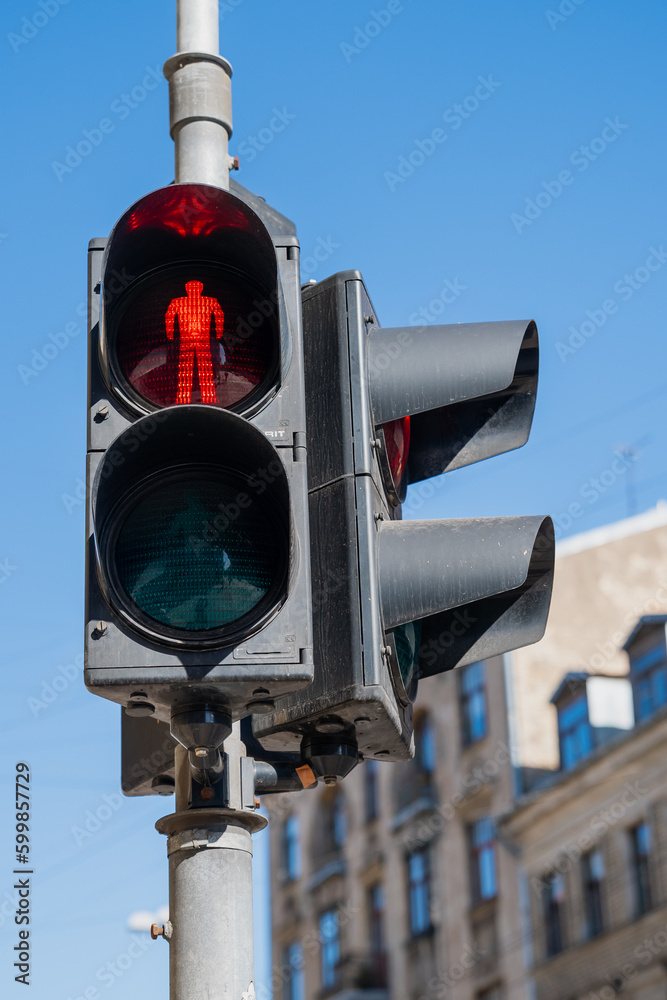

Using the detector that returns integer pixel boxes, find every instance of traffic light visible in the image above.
[85,181,312,727]
[253,270,554,763]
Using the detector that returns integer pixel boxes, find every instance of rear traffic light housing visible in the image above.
[253,271,554,761]
[85,182,312,725]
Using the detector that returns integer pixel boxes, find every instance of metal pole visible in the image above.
[157,725,267,1000]
[164,0,233,188]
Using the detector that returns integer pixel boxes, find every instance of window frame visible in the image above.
[407,846,432,937]
[282,941,305,1000]
[631,821,653,915]
[630,634,667,723]
[368,883,388,987]
[333,790,347,848]
[543,871,565,958]
[319,908,341,991]
[459,660,488,746]
[281,813,301,882]
[468,816,498,905]
[581,848,605,938]
[365,758,380,822]
[556,688,593,771]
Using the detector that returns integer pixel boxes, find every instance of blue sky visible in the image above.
[1,1,666,997]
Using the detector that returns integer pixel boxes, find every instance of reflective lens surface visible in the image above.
[114,478,281,632]
[383,415,411,490]
[393,620,421,700]
[113,265,277,411]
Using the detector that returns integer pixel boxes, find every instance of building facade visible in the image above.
[265,506,667,1000]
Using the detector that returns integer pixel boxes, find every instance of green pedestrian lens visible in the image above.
[114,478,280,632]
[393,620,421,699]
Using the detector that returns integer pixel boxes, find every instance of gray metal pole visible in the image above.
[164,0,233,188]
[156,9,259,996]
[157,726,267,1000]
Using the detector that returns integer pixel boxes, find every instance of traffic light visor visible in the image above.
[93,406,290,648]
[102,184,281,415]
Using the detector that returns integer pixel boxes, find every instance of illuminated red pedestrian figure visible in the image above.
[165,280,225,404]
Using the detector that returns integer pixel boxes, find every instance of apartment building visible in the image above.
[264,505,667,1000]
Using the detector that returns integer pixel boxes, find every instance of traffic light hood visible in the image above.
[367,319,538,482]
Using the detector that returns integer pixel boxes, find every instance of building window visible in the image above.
[393,713,437,814]
[631,639,667,722]
[557,692,593,770]
[460,661,487,745]
[314,787,346,862]
[469,817,497,904]
[408,847,432,936]
[631,822,653,915]
[281,815,301,881]
[415,713,437,774]
[365,759,379,822]
[543,872,565,957]
[582,849,605,938]
[368,883,387,987]
[282,942,304,1000]
[319,909,340,990]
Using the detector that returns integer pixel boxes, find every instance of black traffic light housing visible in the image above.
[253,271,554,762]
[85,181,312,726]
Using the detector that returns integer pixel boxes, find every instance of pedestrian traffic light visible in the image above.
[253,271,554,763]
[85,181,312,726]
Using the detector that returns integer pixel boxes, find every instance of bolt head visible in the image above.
[194,747,209,757]
[314,717,346,735]
[125,700,155,718]
[247,700,275,714]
